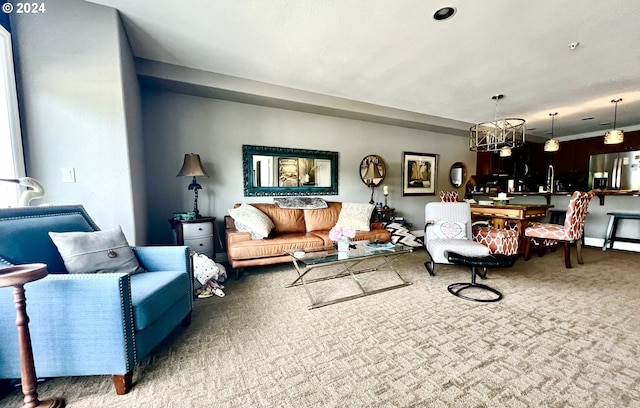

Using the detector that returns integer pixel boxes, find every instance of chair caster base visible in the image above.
[447,282,503,302]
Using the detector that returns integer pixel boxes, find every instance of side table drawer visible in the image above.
[184,236,213,254]
[182,222,213,238]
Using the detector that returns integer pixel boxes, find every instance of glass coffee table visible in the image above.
[285,242,413,309]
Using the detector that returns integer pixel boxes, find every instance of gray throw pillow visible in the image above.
[48,226,145,274]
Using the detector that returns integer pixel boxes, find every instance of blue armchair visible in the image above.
[0,205,193,395]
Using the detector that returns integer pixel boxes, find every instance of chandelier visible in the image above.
[544,112,559,152]
[604,98,624,145]
[470,94,526,154]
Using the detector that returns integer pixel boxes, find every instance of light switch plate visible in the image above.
[61,167,76,183]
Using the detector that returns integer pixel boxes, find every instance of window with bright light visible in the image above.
[0,24,24,208]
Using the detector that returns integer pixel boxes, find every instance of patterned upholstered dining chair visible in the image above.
[524,191,593,268]
[439,191,459,202]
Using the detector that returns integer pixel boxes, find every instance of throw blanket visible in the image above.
[385,222,423,247]
[274,197,328,209]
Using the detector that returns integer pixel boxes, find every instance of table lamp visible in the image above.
[363,162,382,204]
[177,153,209,218]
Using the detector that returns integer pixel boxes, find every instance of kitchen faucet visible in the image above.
[547,164,554,193]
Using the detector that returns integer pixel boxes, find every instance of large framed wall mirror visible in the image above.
[243,144,339,196]
[449,162,467,188]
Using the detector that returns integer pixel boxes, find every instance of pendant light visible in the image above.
[470,94,526,153]
[499,146,512,157]
[604,98,624,145]
[544,112,559,152]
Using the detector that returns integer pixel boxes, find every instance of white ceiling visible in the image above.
[88,0,640,140]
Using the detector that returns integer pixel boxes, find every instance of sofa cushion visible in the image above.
[130,271,190,331]
[227,232,324,260]
[48,226,144,274]
[334,202,375,231]
[248,203,306,234]
[304,202,342,232]
[228,204,275,238]
[428,238,490,264]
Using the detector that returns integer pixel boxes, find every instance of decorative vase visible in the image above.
[337,237,350,252]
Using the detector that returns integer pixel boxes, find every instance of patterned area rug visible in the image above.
[2,247,640,407]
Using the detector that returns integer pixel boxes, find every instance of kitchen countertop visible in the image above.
[472,190,639,205]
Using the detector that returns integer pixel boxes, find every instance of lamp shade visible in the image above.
[363,162,382,181]
[499,146,512,157]
[177,153,209,177]
[604,129,624,145]
[544,139,560,152]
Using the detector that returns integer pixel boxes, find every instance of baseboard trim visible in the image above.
[584,237,640,253]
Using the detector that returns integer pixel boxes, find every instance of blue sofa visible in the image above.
[0,205,193,395]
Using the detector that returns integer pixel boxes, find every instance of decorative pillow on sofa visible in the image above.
[234,220,265,240]
[48,226,145,274]
[334,202,374,231]
[385,222,423,247]
[228,203,275,239]
[430,221,467,240]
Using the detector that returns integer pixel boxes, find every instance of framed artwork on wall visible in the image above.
[278,158,299,187]
[402,151,437,196]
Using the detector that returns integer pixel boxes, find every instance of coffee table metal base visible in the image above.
[285,253,411,309]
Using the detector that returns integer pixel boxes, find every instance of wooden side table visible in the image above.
[373,207,395,223]
[169,217,216,259]
[0,263,65,408]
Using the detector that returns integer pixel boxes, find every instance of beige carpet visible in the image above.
[3,247,640,407]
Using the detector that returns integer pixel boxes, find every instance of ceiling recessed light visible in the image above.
[582,117,594,121]
[599,122,611,126]
[528,127,537,131]
[433,6,456,21]
[544,131,552,135]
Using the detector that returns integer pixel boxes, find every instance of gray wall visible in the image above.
[142,90,475,248]
[10,0,145,243]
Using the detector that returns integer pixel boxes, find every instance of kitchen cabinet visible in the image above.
[475,130,640,192]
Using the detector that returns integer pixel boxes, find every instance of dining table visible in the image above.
[470,203,553,254]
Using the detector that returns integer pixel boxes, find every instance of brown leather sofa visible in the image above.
[225,201,391,277]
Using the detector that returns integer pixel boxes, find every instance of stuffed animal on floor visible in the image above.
[192,252,227,298]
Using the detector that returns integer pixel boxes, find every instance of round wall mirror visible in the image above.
[449,162,466,188]
[359,155,386,186]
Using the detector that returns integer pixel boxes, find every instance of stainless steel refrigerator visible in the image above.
[588,151,640,191]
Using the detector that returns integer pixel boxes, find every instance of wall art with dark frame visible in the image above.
[401,151,437,196]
